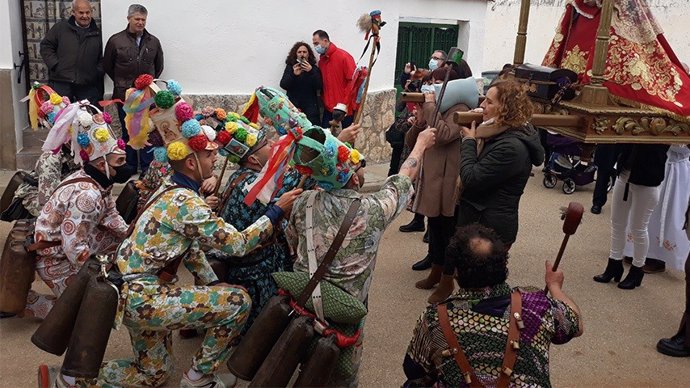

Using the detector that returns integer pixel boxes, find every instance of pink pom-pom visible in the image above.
[40,101,53,115]
[103,112,113,124]
[61,96,70,105]
[117,138,126,150]
[175,102,194,122]
[79,149,90,162]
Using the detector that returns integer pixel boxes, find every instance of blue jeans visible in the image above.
[117,104,153,175]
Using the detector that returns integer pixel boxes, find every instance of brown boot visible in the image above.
[428,274,455,304]
[415,264,443,289]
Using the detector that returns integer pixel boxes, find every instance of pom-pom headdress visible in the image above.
[65,101,125,165]
[243,86,313,136]
[197,107,268,164]
[291,126,364,191]
[123,76,184,149]
[23,82,69,130]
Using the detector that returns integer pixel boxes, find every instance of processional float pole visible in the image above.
[513,0,531,66]
[582,0,614,105]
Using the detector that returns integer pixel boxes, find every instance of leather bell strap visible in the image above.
[296,197,361,308]
[437,290,523,388]
[305,191,325,322]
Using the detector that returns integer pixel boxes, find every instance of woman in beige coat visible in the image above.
[406,66,468,303]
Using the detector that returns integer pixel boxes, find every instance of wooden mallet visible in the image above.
[545,201,584,293]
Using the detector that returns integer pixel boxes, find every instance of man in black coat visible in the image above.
[39,0,103,106]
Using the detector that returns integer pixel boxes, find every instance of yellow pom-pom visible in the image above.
[94,128,110,142]
[225,121,238,134]
[246,133,257,147]
[49,93,62,105]
[249,122,259,129]
[167,141,191,161]
[350,149,361,164]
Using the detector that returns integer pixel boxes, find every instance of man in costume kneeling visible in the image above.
[40,96,302,388]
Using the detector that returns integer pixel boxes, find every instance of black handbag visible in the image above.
[0,171,33,221]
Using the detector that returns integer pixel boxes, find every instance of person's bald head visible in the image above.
[72,0,93,28]
[448,224,509,289]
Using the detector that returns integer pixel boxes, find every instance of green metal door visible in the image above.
[395,22,459,86]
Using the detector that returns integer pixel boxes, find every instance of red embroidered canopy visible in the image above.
[542,0,690,118]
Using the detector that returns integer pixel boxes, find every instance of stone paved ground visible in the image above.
[1,167,689,387]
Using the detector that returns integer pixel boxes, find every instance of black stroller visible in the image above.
[542,133,614,194]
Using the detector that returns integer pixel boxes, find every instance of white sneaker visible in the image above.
[179,371,237,388]
[37,365,75,388]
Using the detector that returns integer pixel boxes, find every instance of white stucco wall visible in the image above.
[482,0,690,73]
[100,0,488,95]
[0,1,14,69]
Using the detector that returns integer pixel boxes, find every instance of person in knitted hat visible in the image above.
[50,93,303,388]
[1,84,80,222]
[24,101,130,321]
[285,124,437,386]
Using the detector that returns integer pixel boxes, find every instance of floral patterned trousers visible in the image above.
[82,280,251,387]
[24,257,80,319]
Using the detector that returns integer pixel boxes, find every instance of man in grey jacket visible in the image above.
[103,4,164,174]
[39,0,103,106]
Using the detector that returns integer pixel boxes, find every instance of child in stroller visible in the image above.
[543,132,613,194]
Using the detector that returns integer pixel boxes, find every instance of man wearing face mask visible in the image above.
[428,50,447,72]
[43,101,303,387]
[25,103,130,320]
[312,29,356,129]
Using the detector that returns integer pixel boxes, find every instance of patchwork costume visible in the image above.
[9,85,79,218]
[284,125,414,386]
[86,76,284,387]
[26,102,129,319]
[404,285,581,387]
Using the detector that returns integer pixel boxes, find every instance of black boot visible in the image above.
[618,265,644,289]
[657,315,689,357]
[412,255,433,271]
[593,258,624,283]
[400,214,425,233]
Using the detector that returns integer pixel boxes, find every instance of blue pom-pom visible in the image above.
[46,112,57,125]
[167,80,182,96]
[195,113,204,121]
[153,147,168,163]
[77,133,90,147]
[181,119,201,138]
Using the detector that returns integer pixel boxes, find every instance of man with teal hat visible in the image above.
[286,124,437,386]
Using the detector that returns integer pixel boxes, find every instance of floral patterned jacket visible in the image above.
[34,169,129,267]
[14,150,79,217]
[287,175,413,302]
[115,176,274,285]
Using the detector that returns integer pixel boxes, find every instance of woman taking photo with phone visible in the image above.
[280,41,323,125]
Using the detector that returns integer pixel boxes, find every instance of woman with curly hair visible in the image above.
[431,79,545,302]
[279,41,322,124]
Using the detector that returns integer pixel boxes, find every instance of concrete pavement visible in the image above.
[1,167,689,387]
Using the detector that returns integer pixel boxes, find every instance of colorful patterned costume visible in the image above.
[91,175,274,387]
[134,159,173,211]
[12,148,80,217]
[26,169,128,319]
[404,284,581,387]
[286,175,414,386]
[542,0,690,117]
[208,168,311,334]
